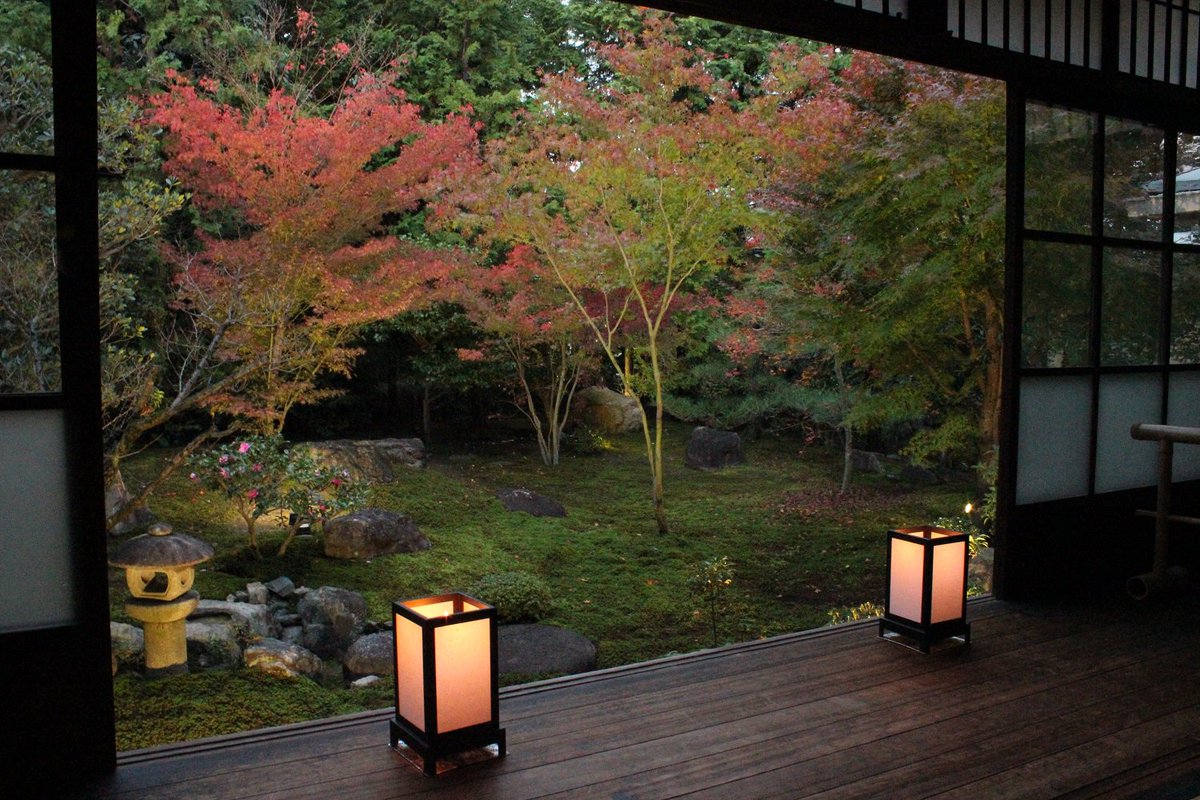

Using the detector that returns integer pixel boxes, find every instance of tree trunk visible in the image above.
[422,383,434,447]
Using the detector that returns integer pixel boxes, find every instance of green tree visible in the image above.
[473,17,778,533]
[791,63,1006,471]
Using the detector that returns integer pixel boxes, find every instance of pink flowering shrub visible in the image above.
[189,435,366,555]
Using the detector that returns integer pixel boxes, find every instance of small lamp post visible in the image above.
[879,525,970,653]
[109,522,214,676]
[391,593,506,776]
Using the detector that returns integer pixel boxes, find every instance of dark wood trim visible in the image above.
[627,0,1200,130]
[0,0,115,785]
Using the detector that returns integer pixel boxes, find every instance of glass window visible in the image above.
[1172,251,1200,363]
[0,170,59,393]
[1101,247,1159,366]
[1025,104,1094,234]
[1022,240,1092,367]
[1175,133,1200,244]
[1104,119,1163,240]
[1094,373,1162,493]
[0,1,53,156]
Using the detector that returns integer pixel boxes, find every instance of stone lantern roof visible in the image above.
[109,523,214,569]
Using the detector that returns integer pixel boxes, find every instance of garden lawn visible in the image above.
[111,421,972,750]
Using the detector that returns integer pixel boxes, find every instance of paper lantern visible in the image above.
[879,526,970,652]
[390,593,505,775]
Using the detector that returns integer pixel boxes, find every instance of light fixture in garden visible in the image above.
[391,593,506,776]
[879,525,970,653]
[109,522,214,675]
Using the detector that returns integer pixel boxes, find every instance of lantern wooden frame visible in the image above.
[390,593,505,775]
[879,526,971,653]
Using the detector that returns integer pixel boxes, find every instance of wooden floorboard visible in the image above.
[81,595,1200,800]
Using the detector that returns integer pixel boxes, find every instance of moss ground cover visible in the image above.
[112,421,970,750]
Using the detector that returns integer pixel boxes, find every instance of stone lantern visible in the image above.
[110,522,214,676]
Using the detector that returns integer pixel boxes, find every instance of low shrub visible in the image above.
[469,571,553,623]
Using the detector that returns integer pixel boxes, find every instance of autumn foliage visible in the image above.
[144,67,481,427]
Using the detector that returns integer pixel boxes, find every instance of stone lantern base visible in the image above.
[125,590,199,677]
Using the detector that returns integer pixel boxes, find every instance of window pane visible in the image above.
[1022,240,1091,367]
[1104,119,1163,240]
[0,409,75,631]
[1016,375,1092,504]
[0,1,53,155]
[1025,103,1093,235]
[1094,373,1161,493]
[1168,372,1200,481]
[1172,251,1200,363]
[0,170,59,393]
[1175,133,1200,244]
[1101,247,1159,366]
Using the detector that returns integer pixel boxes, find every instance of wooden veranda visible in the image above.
[82,596,1200,800]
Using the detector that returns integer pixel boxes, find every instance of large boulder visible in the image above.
[323,508,430,559]
[497,488,566,518]
[189,599,280,640]
[186,618,243,670]
[244,638,322,680]
[685,427,744,471]
[296,438,426,483]
[498,624,596,678]
[343,631,394,677]
[298,586,369,658]
[572,386,642,434]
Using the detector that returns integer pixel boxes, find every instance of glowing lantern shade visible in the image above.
[879,526,971,653]
[391,593,506,775]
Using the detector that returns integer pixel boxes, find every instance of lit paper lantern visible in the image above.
[879,526,971,652]
[391,593,506,775]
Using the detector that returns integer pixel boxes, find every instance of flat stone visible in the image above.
[351,675,382,689]
[244,638,322,680]
[498,624,596,678]
[497,488,566,518]
[189,599,280,640]
[343,631,394,677]
[266,576,295,598]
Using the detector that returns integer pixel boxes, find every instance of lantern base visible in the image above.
[878,616,970,654]
[390,716,506,777]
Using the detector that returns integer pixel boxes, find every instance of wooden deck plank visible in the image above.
[80,597,1200,800]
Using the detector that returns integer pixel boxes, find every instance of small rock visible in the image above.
[246,581,269,605]
[351,675,382,689]
[244,638,322,680]
[275,612,302,627]
[343,631,394,677]
[497,488,567,518]
[282,625,304,646]
[110,622,144,672]
[233,590,249,603]
[685,427,744,471]
[298,586,369,658]
[266,576,295,598]
[293,586,310,597]
[186,619,242,669]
